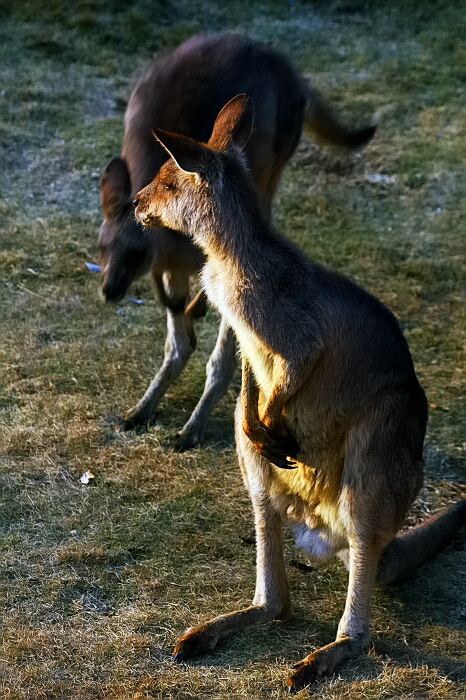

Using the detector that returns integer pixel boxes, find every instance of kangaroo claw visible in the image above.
[287,637,359,691]
[117,404,156,432]
[173,625,216,661]
[259,428,300,469]
[259,444,298,469]
[172,426,204,452]
[173,434,201,452]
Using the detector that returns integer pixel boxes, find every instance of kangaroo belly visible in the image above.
[269,456,347,539]
[290,522,347,560]
[235,394,347,542]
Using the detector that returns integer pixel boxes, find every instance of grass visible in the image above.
[0,0,465,698]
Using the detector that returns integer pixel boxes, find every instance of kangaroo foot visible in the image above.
[173,624,218,661]
[116,403,157,432]
[287,636,361,692]
[174,605,277,662]
[172,425,205,452]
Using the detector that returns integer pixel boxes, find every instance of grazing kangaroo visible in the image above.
[132,94,466,690]
[98,32,376,449]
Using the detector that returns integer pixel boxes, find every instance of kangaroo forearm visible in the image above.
[241,359,262,438]
[260,387,292,433]
[260,375,302,436]
[240,359,300,468]
[260,354,313,433]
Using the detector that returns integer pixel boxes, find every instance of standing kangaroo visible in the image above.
[98,32,375,449]
[133,95,466,690]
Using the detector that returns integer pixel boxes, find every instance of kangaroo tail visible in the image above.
[376,499,466,586]
[302,78,376,148]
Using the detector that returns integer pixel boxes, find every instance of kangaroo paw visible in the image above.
[258,442,298,470]
[287,637,360,692]
[259,428,300,469]
[265,427,301,459]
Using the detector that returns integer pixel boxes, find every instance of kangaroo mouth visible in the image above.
[134,208,163,228]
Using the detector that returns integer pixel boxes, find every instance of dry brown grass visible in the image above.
[1,1,465,698]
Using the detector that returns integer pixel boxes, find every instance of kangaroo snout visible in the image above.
[99,263,129,303]
[100,280,126,304]
[133,190,159,228]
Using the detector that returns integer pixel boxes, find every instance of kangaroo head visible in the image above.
[98,157,155,302]
[133,94,254,243]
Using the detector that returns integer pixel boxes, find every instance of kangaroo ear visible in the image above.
[152,129,208,176]
[208,94,254,152]
[100,157,132,219]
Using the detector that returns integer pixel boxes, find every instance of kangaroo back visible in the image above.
[121,33,354,211]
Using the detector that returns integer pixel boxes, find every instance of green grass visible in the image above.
[1,1,465,698]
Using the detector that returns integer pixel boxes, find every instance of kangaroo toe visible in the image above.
[173,624,217,661]
[287,637,360,691]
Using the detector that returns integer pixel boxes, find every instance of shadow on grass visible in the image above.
[160,618,466,685]
[101,403,236,451]
[373,638,466,682]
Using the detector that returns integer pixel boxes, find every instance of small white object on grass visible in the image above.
[365,173,398,184]
[80,470,95,485]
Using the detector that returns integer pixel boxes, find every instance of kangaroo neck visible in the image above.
[201,188,272,273]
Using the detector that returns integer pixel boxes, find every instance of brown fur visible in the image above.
[98,32,375,448]
[133,94,465,690]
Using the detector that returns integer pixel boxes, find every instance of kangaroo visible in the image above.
[132,94,466,690]
[98,32,376,449]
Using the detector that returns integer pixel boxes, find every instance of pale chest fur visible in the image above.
[207,257,348,540]
[202,260,275,395]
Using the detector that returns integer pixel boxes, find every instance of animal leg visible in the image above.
[288,423,418,691]
[174,317,237,450]
[241,360,298,469]
[288,539,380,691]
[174,403,291,660]
[118,272,194,431]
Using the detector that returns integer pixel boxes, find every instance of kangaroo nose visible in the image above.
[133,198,139,208]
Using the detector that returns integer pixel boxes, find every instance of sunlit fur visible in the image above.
[98,32,376,440]
[134,95,465,690]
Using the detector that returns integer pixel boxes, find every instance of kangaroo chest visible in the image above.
[204,260,346,535]
[202,261,275,394]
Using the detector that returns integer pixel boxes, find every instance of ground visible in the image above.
[0,1,465,698]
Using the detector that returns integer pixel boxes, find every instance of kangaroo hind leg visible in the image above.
[174,399,291,660]
[288,426,420,690]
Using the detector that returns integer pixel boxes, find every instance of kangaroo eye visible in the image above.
[164,182,174,191]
